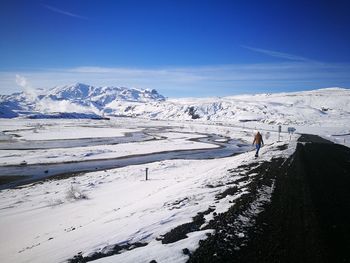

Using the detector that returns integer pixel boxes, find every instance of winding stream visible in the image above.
[0,131,251,189]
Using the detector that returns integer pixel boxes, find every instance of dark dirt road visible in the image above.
[188,134,350,263]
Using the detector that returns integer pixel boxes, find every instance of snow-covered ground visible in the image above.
[0,119,140,140]
[0,86,349,263]
[0,117,295,262]
[0,118,296,262]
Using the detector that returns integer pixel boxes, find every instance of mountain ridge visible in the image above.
[1,84,349,127]
[0,83,165,118]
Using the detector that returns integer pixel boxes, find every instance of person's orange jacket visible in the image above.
[253,132,264,145]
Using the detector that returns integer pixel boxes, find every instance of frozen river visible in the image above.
[0,129,251,189]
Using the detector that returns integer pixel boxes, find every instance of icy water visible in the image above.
[0,132,152,150]
[0,133,250,189]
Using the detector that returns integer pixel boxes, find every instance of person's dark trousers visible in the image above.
[255,143,261,157]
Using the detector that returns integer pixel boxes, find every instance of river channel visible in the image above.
[0,130,251,189]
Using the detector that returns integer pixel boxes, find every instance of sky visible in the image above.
[0,0,350,97]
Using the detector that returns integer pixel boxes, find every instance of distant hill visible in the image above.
[107,87,350,126]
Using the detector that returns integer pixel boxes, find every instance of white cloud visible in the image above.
[36,98,96,114]
[15,74,38,99]
[15,74,28,88]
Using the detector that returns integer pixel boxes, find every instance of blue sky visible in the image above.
[1,0,350,97]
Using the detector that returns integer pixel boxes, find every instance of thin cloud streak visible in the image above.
[43,4,87,20]
[69,63,350,82]
[242,45,316,62]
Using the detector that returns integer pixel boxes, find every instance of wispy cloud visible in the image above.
[15,74,37,99]
[43,4,87,20]
[242,45,316,62]
[15,74,28,88]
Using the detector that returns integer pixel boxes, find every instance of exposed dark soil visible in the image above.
[188,135,350,263]
[0,175,29,185]
[68,242,148,263]
[160,207,215,244]
[187,157,289,262]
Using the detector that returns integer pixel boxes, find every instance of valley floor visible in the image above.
[0,118,349,263]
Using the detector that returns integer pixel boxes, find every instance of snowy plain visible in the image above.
[0,116,294,263]
[0,117,297,263]
[0,87,349,263]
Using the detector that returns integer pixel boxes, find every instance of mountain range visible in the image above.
[1,83,349,126]
[0,83,165,119]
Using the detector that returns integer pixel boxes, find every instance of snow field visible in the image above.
[0,114,346,263]
[0,119,140,141]
[0,137,296,263]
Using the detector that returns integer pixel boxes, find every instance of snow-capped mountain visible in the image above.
[103,87,350,126]
[141,87,350,125]
[0,83,165,118]
[1,84,350,127]
[46,83,165,104]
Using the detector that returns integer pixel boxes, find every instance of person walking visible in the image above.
[252,131,264,157]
